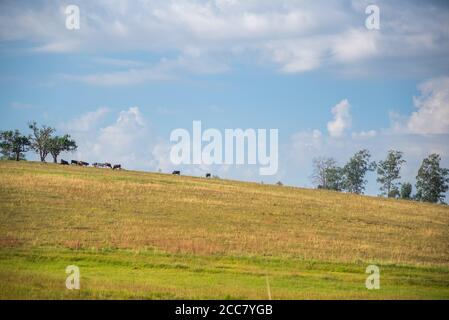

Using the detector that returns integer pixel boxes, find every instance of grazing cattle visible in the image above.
[71,160,79,165]
[113,164,122,170]
[92,162,99,167]
[60,159,69,165]
[104,163,112,169]
[172,170,181,175]
[79,161,89,166]
[205,173,211,178]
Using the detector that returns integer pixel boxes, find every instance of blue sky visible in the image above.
[1,0,449,197]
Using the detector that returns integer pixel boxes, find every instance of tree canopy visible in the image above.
[377,150,406,198]
[0,130,31,161]
[29,122,55,162]
[49,134,77,163]
[342,149,376,194]
[416,154,449,204]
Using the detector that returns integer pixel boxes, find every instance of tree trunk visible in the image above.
[40,150,49,162]
[387,181,391,198]
[15,152,20,161]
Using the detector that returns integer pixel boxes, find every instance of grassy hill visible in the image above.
[0,160,448,299]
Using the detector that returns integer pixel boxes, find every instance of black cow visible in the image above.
[104,163,112,169]
[71,160,79,165]
[60,159,69,165]
[113,164,122,170]
[205,173,211,178]
[79,161,89,166]
[172,170,181,175]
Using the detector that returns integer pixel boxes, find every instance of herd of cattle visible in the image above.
[60,159,122,170]
[60,160,212,178]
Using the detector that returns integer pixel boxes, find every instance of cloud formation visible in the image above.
[406,77,449,134]
[60,106,154,169]
[327,99,352,138]
[61,107,110,132]
[388,76,449,135]
[1,0,449,83]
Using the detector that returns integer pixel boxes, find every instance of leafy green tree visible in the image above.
[400,182,412,200]
[342,149,376,194]
[325,166,344,191]
[49,135,77,163]
[29,122,55,162]
[376,150,406,197]
[0,130,31,161]
[415,154,449,204]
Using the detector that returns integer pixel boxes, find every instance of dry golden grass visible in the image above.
[1,160,448,268]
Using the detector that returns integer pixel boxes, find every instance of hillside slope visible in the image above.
[0,161,448,299]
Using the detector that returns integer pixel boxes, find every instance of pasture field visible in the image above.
[0,160,448,299]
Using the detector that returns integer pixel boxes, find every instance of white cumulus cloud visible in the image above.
[1,0,449,80]
[61,107,155,170]
[406,76,449,134]
[327,99,352,138]
[61,107,110,132]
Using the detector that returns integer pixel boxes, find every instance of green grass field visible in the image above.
[0,161,448,299]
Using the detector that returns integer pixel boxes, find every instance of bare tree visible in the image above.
[310,157,338,189]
